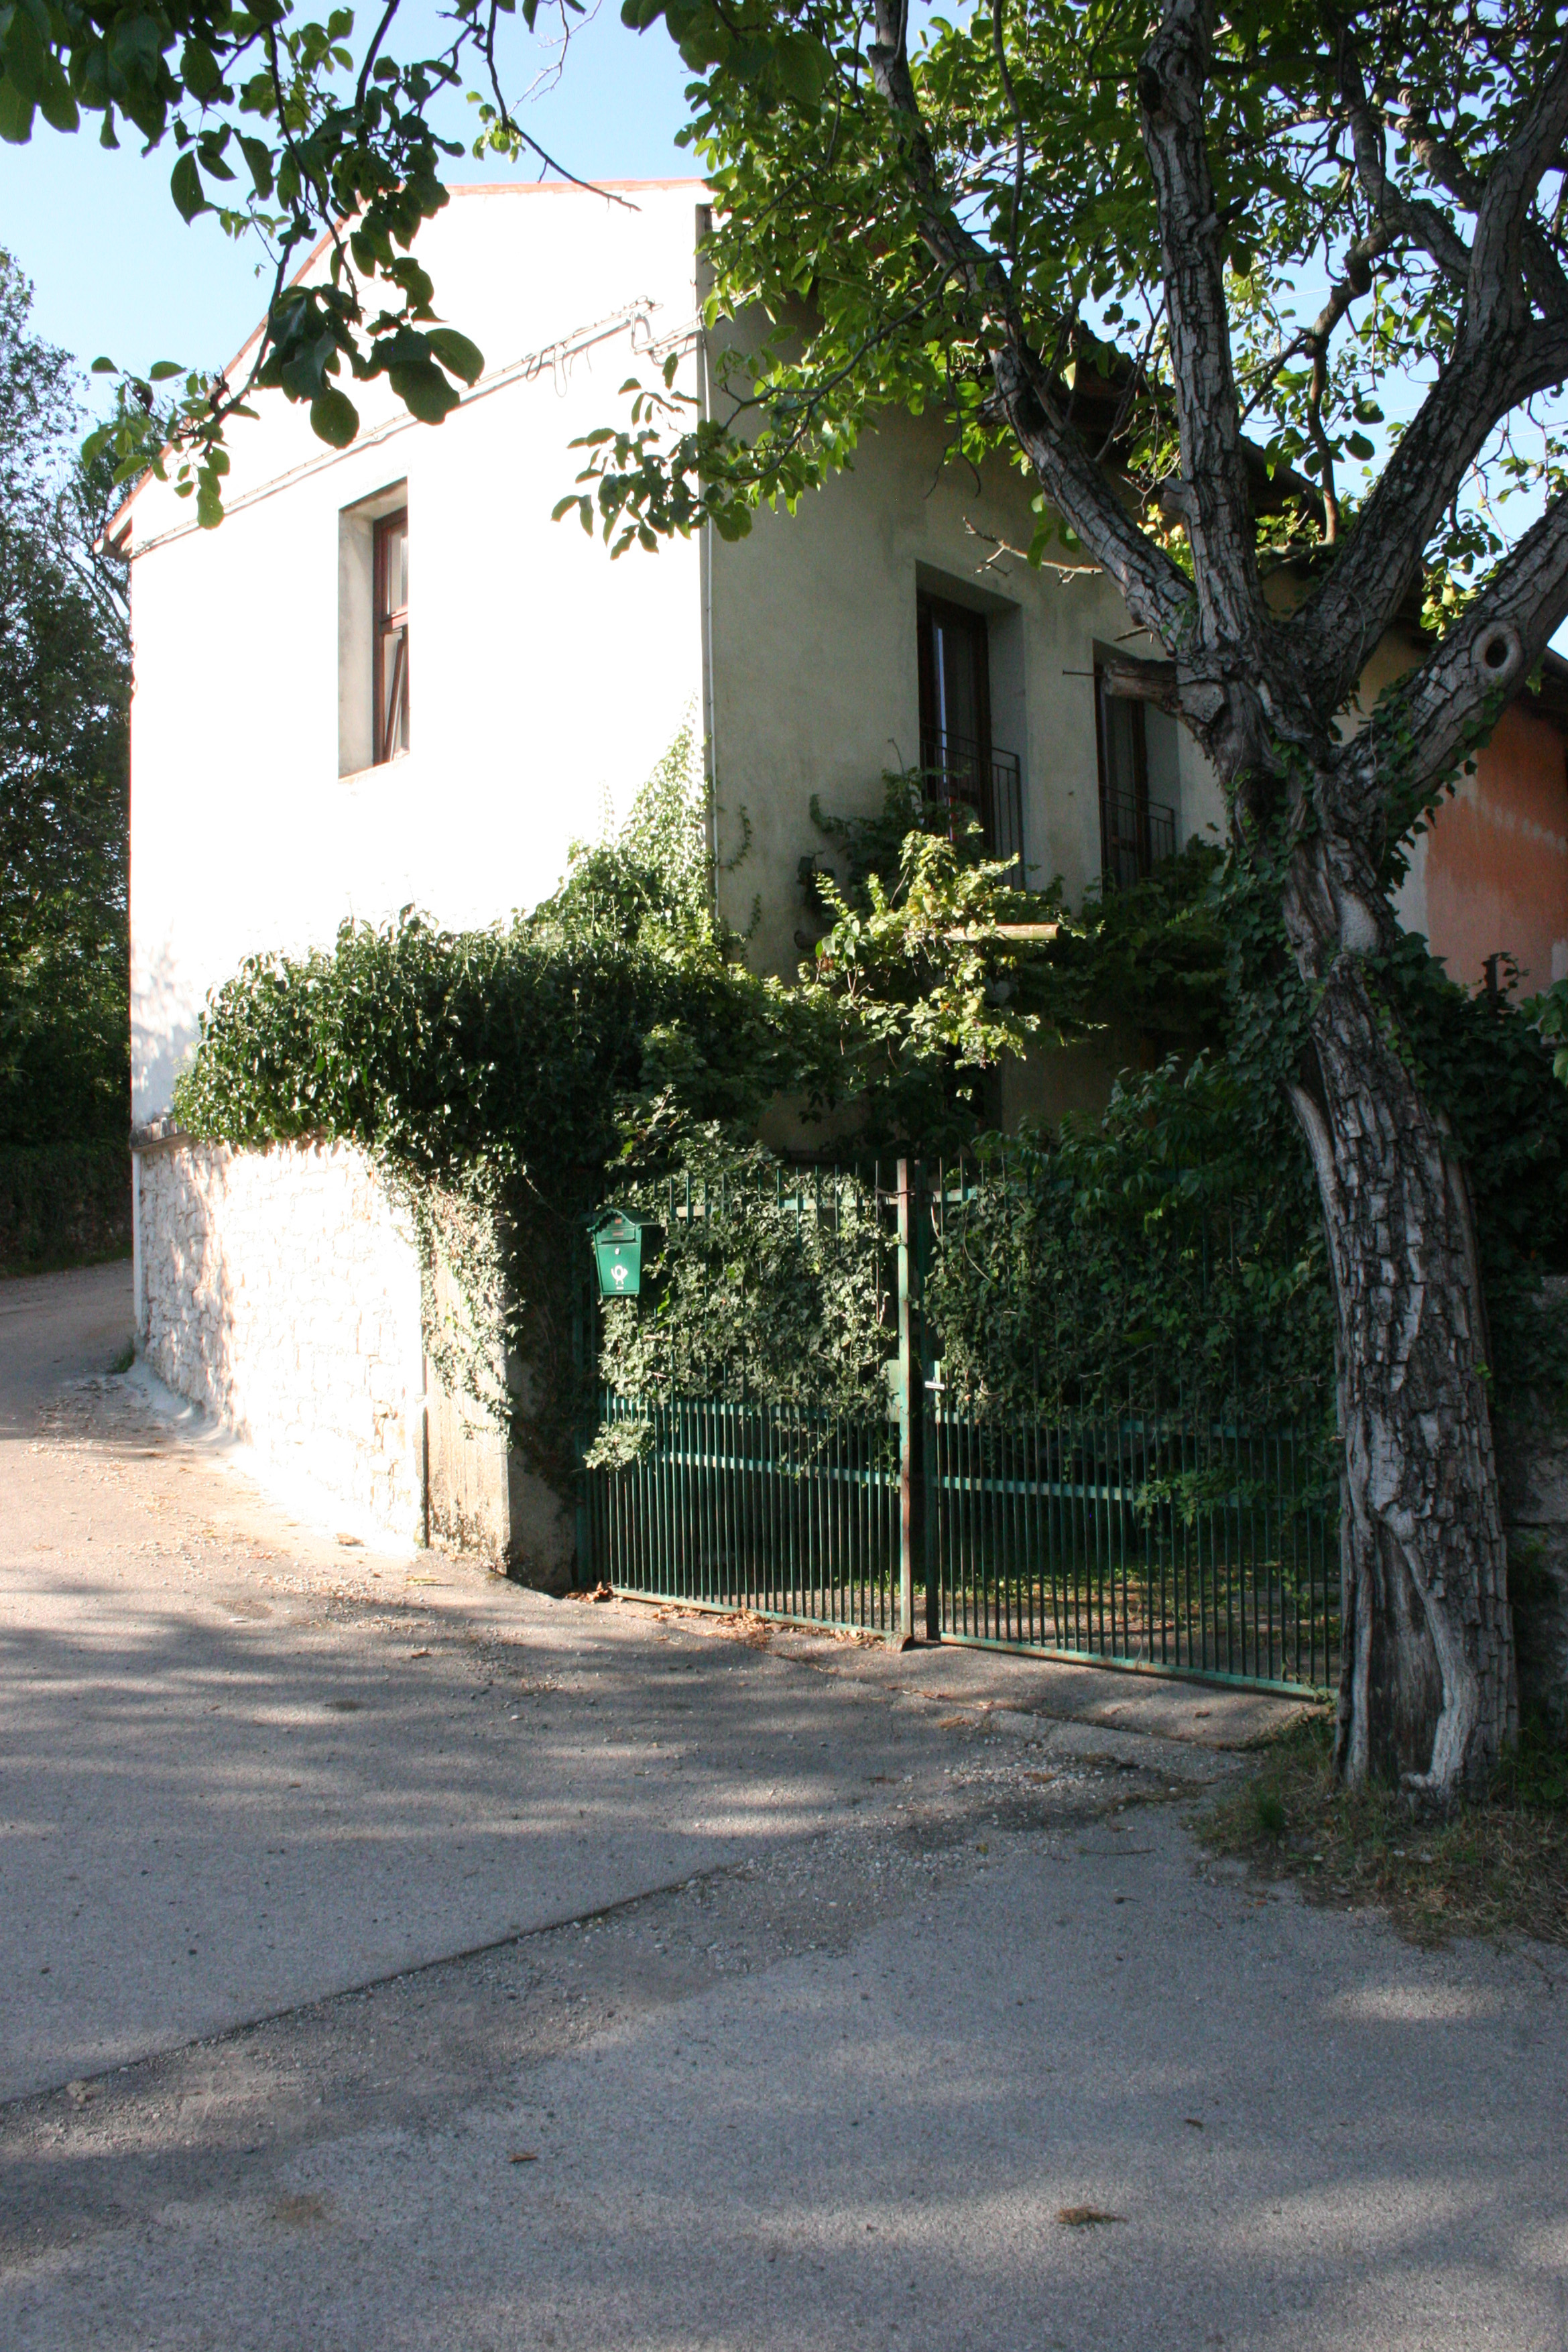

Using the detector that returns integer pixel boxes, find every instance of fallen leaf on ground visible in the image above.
[936,1714,973,1730]
[269,2194,331,2227]
[509,2152,538,2164]
[1057,2207,1126,2227]
[410,1648,431,1659]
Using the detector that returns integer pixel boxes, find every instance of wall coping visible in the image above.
[131,1124,337,1161]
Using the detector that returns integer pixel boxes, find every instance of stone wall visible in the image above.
[1499,1433,1568,1747]
[134,1135,426,1542]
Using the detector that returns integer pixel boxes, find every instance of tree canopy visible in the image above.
[0,251,130,1145]
[15,0,1563,668]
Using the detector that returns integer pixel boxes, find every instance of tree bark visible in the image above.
[1282,829,1518,1797]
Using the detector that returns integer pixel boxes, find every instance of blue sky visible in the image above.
[0,4,694,385]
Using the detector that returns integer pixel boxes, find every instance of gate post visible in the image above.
[571,1248,593,1592]
[896,1159,926,1648]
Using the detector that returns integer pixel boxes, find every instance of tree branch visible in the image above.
[1294,314,1568,705]
[1305,336,1339,544]
[1468,30,1568,332]
[863,0,1195,650]
[355,0,404,110]
[1337,32,1473,286]
[1305,25,1568,697]
[991,0,1026,261]
[985,341,1197,646]
[1239,223,1397,430]
[1346,489,1568,808]
[1405,115,1568,322]
[481,1,636,204]
[1136,0,1264,642]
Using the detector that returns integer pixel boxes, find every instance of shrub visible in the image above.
[0,1141,130,1273]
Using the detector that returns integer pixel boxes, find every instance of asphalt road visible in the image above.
[3,1264,1565,2350]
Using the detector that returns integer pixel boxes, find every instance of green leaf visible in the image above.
[424,327,485,386]
[180,38,223,99]
[237,134,274,198]
[0,80,36,144]
[3,5,44,105]
[147,360,184,382]
[310,386,360,447]
[38,71,78,133]
[387,358,460,424]
[170,152,207,223]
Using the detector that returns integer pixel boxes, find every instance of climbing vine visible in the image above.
[923,1055,1334,1430]
[585,1142,898,1467]
[172,728,830,1489]
[170,729,1568,1520]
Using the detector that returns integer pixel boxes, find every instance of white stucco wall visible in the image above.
[127,181,709,1121]
[135,1137,426,1539]
[129,178,1231,1123]
[705,406,1226,978]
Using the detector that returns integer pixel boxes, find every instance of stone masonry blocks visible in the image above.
[135,1137,425,1543]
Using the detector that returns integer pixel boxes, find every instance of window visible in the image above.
[1096,670,1174,887]
[373,508,410,762]
[916,591,1023,869]
[337,482,408,777]
[919,591,991,765]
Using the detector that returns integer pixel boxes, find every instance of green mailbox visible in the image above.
[589,1209,660,1300]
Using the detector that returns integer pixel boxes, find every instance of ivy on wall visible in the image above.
[171,725,828,1490]
[595,1145,894,1411]
[170,726,1568,1511]
[923,1056,1333,1431]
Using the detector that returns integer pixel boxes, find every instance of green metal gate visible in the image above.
[582,1161,1339,1695]
[585,1395,902,1631]
[925,1402,1337,1692]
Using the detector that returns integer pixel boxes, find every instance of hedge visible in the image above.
[0,1142,131,1274]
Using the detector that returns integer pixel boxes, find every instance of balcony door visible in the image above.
[918,592,991,775]
[917,592,1022,868]
[1096,670,1176,888]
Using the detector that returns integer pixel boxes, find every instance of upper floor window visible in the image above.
[338,483,408,778]
[374,508,410,762]
[916,590,1023,872]
[1096,670,1175,888]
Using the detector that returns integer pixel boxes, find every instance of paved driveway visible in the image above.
[2,1266,1564,2350]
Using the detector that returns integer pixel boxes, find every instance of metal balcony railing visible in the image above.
[1101,784,1176,891]
[919,729,1024,880]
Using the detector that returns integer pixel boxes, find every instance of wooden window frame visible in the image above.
[373,507,409,765]
[1094,666,1152,885]
[917,591,993,764]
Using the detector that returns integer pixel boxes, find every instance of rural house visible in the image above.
[118,177,1568,1560]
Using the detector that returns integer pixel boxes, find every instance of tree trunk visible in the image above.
[1283,833,1518,1801]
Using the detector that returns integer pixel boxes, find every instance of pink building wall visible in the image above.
[1422,701,1568,998]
